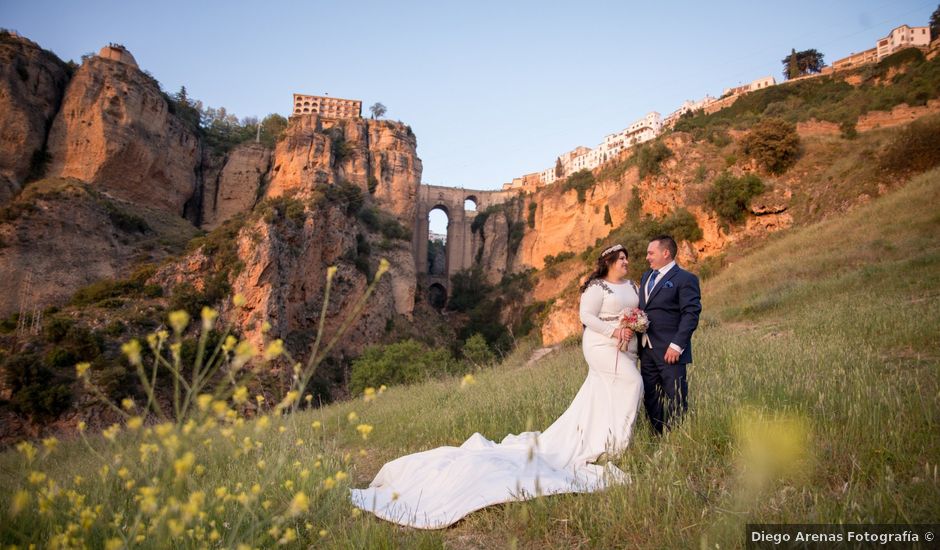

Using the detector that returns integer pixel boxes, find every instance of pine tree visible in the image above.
[554,157,564,179]
[603,205,612,226]
[787,49,799,80]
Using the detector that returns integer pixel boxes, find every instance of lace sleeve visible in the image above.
[579,283,617,338]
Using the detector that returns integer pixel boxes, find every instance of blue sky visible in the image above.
[2,0,935,194]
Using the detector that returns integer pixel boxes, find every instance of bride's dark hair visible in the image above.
[580,245,627,293]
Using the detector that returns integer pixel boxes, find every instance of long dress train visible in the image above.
[349,279,643,529]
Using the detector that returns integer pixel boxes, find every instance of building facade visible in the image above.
[876,25,931,60]
[292,94,362,118]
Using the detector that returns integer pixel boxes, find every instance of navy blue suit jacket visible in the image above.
[638,265,702,365]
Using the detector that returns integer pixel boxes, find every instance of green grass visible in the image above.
[2,170,939,548]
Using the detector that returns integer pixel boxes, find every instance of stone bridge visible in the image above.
[412,184,515,306]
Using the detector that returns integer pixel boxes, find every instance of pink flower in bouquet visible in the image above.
[616,307,649,353]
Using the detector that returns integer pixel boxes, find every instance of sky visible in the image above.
[2,1,936,196]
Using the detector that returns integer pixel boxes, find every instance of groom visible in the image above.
[638,235,702,434]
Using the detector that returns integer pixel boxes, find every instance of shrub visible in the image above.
[448,268,489,313]
[879,115,940,176]
[604,205,613,226]
[739,117,801,174]
[461,333,495,367]
[103,201,150,233]
[563,170,595,203]
[543,251,575,268]
[349,339,456,394]
[706,172,766,226]
[358,207,409,240]
[508,221,525,254]
[636,141,673,179]
[367,175,379,195]
[2,353,72,418]
[316,181,363,216]
[627,187,643,218]
[659,208,703,243]
[527,202,537,229]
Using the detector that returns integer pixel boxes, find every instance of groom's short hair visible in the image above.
[651,235,678,259]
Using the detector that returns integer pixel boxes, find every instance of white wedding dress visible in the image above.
[350,279,643,529]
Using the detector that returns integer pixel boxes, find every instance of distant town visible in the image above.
[287,22,932,193]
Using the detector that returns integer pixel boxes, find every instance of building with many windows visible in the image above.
[292,94,362,118]
[876,24,931,60]
[538,112,663,185]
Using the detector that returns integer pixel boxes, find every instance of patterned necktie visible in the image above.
[647,270,659,296]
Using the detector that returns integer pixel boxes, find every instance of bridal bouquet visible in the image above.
[617,307,649,352]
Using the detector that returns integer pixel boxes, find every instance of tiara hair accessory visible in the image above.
[601,244,625,257]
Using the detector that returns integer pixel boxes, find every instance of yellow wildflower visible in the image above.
[351,508,362,518]
[74,475,83,485]
[295,438,304,447]
[117,467,130,480]
[287,492,309,517]
[233,341,255,369]
[28,471,47,484]
[376,258,390,278]
[311,420,321,430]
[378,384,387,393]
[363,387,376,402]
[222,335,238,352]
[167,518,184,536]
[233,294,247,308]
[201,306,218,331]
[232,386,248,405]
[356,424,374,440]
[335,471,348,482]
[174,452,196,479]
[105,538,123,550]
[251,483,261,495]
[168,310,190,334]
[461,373,476,387]
[262,500,272,510]
[261,321,272,333]
[121,340,142,366]
[155,422,174,437]
[347,411,358,423]
[278,528,297,544]
[75,362,91,378]
[103,424,121,442]
[319,529,328,538]
[16,441,37,462]
[11,490,29,515]
[127,416,143,431]
[256,460,266,471]
[300,469,310,480]
[322,476,335,490]
[77,420,86,432]
[264,339,284,360]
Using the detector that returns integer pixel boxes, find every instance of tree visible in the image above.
[931,4,940,41]
[554,157,564,179]
[369,102,387,119]
[740,117,801,174]
[603,204,612,226]
[786,49,799,80]
[781,48,825,80]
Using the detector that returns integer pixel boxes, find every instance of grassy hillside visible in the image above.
[1,169,938,547]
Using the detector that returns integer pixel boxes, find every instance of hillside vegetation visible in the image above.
[2,166,937,548]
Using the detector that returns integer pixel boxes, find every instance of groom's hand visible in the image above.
[664,348,680,364]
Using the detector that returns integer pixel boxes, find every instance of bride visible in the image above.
[350,244,643,529]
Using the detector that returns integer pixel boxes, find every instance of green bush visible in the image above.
[740,117,800,174]
[2,353,72,418]
[102,201,150,234]
[43,316,74,342]
[543,251,576,268]
[636,141,673,179]
[315,181,363,216]
[879,115,940,176]
[349,339,456,394]
[706,172,766,226]
[563,170,595,203]
[358,207,409,240]
[527,202,537,229]
[461,333,495,367]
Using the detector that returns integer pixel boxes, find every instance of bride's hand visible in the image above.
[618,328,634,341]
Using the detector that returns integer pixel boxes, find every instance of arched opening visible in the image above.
[427,206,448,276]
[464,196,478,212]
[428,283,447,310]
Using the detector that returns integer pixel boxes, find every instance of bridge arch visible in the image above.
[412,184,517,304]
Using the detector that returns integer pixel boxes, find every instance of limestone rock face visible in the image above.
[0,33,71,202]
[201,143,271,230]
[0,178,198,315]
[45,55,199,215]
[267,116,421,228]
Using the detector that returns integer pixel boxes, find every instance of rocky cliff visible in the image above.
[200,143,272,230]
[267,115,421,227]
[0,32,71,203]
[45,55,200,215]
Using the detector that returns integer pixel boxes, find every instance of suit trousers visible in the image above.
[639,358,688,434]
